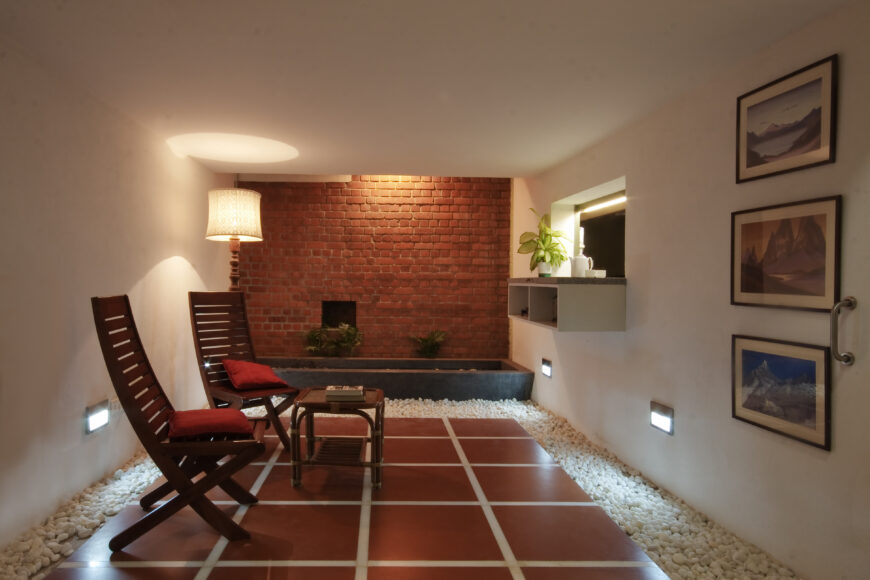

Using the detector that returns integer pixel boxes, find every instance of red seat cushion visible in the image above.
[168,409,253,439]
[222,359,291,391]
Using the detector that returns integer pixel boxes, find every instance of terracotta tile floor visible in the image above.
[48,417,667,579]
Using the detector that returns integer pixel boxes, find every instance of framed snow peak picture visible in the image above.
[732,335,830,450]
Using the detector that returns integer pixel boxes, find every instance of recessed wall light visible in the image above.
[166,133,299,163]
[541,358,553,378]
[650,401,674,435]
[580,195,627,214]
[85,400,110,434]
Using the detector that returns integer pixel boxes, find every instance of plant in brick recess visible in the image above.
[304,323,363,357]
[304,327,335,356]
[517,208,568,276]
[334,323,363,357]
[412,330,447,358]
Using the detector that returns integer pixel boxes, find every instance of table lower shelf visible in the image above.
[308,436,368,466]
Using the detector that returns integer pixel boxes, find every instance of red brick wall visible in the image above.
[238,175,511,359]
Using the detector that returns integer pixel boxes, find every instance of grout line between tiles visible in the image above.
[519,561,660,568]
[366,560,509,567]
[443,417,525,580]
[251,460,555,467]
[452,436,533,439]
[489,501,598,507]
[381,462,462,467]
[210,560,358,567]
[57,561,205,568]
[210,499,596,506]
[194,435,284,580]
[355,431,373,580]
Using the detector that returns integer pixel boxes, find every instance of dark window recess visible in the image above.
[582,211,625,277]
[322,301,356,328]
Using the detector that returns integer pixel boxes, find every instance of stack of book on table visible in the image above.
[324,385,366,402]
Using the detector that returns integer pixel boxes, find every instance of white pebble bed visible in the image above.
[0,454,161,580]
[1,398,798,579]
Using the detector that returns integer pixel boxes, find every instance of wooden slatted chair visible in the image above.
[91,295,265,551]
[188,291,297,452]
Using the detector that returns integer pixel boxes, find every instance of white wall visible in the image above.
[0,36,229,546]
[510,2,870,578]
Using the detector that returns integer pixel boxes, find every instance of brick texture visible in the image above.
[238,175,511,358]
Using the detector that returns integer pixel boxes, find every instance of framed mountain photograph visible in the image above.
[732,335,830,450]
[737,54,837,183]
[731,195,840,311]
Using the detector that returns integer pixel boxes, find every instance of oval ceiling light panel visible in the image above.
[166,133,299,163]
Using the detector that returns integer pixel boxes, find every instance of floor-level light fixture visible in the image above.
[541,358,553,378]
[206,188,263,291]
[85,400,110,434]
[650,401,674,435]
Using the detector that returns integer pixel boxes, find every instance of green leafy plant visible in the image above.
[304,323,363,357]
[517,208,568,272]
[304,326,335,356]
[411,330,447,358]
[334,323,363,357]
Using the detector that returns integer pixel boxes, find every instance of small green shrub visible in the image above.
[304,326,334,356]
[334,323,363,357]
[304,323,363,357]
[412,330,447,358]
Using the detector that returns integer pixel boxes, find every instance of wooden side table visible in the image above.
[289,387,384,488]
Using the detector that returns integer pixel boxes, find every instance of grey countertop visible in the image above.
[508,277,626,285]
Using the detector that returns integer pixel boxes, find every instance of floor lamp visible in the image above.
[205,188,263,291]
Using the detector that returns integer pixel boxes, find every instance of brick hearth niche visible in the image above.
[238,175,511,358]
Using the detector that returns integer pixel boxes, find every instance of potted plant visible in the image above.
[517,208,568,276]
[334,323,363,357]
[411,330,447,358]
[304,326,335,356]
[304,323,363,357]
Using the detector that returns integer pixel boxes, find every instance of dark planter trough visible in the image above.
[261,357,534,401]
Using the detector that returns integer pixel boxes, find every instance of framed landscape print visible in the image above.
[736,54,837,183]
[732,335,830,450]
[731,195,840,311]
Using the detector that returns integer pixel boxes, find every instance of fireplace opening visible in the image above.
[322,301,356,328]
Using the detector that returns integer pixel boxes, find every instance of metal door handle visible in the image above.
[830,296,857,365]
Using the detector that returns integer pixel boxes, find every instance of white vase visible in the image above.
[537,262,552,277]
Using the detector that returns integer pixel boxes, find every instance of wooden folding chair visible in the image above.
[91,295,265,551]
[188,291,297,452]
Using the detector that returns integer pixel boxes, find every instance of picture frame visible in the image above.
[731,195,840,311]
[732,335,830,450]
[736,54,837,183]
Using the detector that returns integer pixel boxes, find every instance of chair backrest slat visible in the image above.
[189,292,257,407]
[92,296,175,446]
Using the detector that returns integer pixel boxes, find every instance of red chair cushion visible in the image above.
[168,409,253,439]
[222,359,291,391]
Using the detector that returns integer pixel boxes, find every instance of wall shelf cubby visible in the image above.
[508,277,626,331]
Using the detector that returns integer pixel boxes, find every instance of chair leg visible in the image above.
[140,458,203,508]
[109,444,263,551]
[197,457,259,505]
[217,478,259,505]
[264,399,293,452]
[187,496,250,541]
[139,481,174,510]
[274,394,295,415]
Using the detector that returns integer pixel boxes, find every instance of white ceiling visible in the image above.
[0,0,846,177]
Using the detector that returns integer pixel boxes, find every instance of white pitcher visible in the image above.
[571,254,593,277]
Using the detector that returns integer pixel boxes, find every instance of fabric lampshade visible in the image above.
[205,188,263,241]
